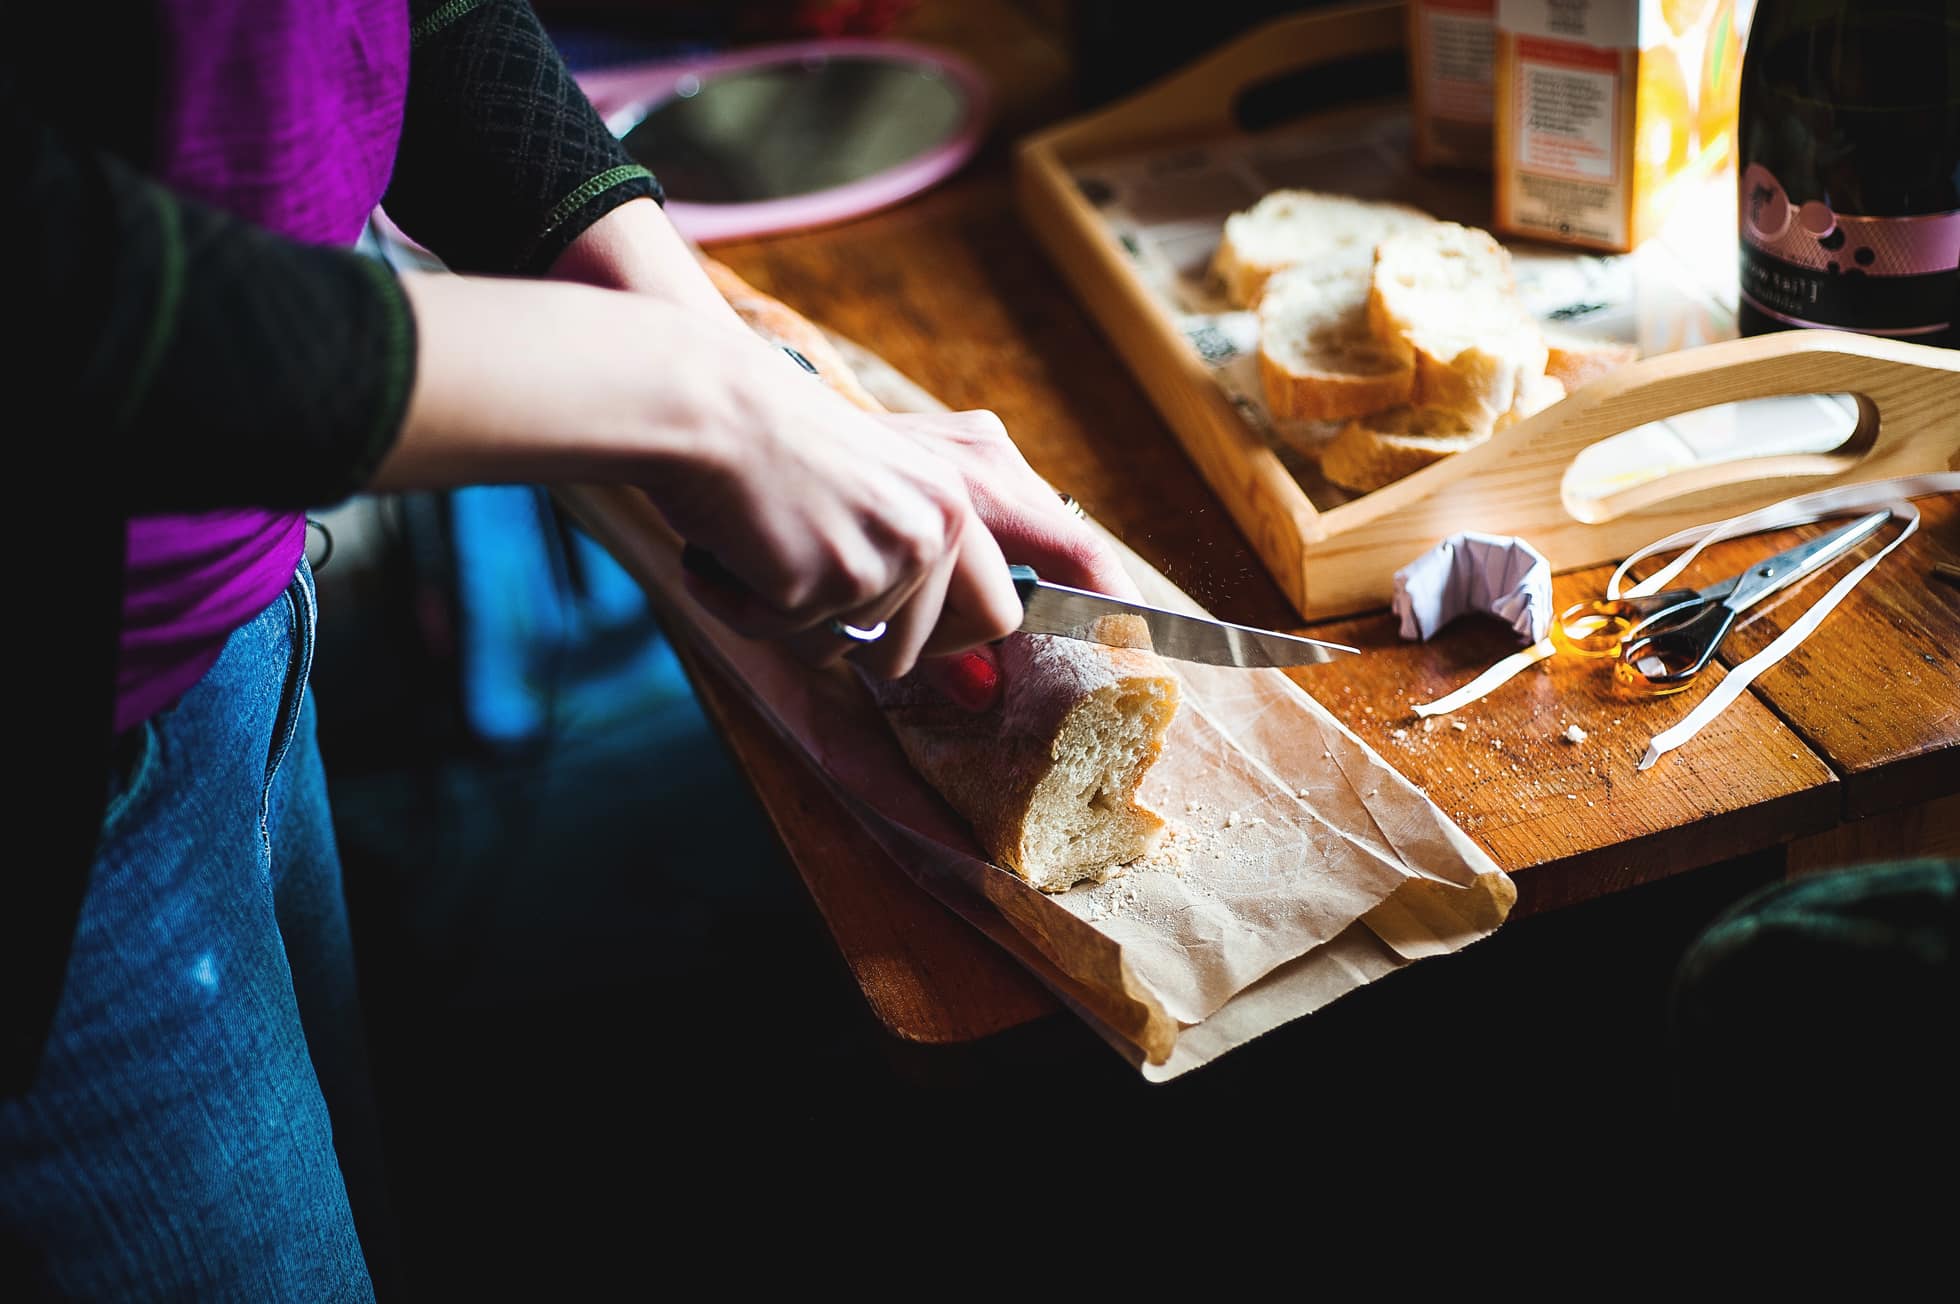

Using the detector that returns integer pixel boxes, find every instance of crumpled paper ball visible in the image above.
[1392,532,1553,644]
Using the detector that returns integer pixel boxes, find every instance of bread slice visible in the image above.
[1318,404,1488,493]
[1256,265,1416,420]
[1543,330,1639,393]
[1318,347,1565,492]
[871,637,1181,891]
[1213,190,1435,308]
[698,255,1184,892]
[1496,371,1567,429]
[1368,222,1549,430]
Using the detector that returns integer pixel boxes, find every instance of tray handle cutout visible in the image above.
[1494,331,1960,526]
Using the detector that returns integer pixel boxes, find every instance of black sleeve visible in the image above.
[7,106,418,516]
[383,0,664,276]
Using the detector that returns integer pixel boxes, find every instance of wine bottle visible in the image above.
[1737,0,1959,347]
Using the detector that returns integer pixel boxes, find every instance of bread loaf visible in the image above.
[1212,189,1435,308]
[870,639,1180,891]
[698,255,1182,892]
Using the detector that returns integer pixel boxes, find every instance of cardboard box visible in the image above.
[1494,0,1742,252]
[1409,0,1497,171]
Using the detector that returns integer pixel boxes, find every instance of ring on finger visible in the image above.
[827,617,888,644]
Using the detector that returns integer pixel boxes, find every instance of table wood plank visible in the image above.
[1286,568,1842,915]
[1690,498,1960,819]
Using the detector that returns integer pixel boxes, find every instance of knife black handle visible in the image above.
[680,542,749,594]
[1008,564,1039,609]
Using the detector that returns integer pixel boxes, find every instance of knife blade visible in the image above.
[1010,566,1358,668]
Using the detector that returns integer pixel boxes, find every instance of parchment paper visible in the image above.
[563,483,1514,1080]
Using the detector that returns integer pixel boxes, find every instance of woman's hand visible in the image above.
[885,409,1145,712]
[651,366,1028,680]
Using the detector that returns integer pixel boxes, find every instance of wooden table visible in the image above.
[669,164,1960,1046]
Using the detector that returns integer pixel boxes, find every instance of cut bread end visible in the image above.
[1011,674,1181,891]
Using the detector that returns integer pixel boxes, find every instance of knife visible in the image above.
[680,547,1357,668]
[1008,565,1358,667]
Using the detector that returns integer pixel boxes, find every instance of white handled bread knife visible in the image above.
[1010,566,1357,668]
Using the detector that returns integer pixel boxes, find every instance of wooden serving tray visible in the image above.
[1014,0,1960,619]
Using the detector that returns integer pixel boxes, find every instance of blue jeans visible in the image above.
[2,561,380,1300]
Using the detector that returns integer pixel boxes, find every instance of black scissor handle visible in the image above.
[680,542,746,591]
[1617,601,1737,694]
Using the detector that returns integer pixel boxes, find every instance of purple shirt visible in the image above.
[117,0,410,733]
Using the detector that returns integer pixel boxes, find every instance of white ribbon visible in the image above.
[1411,473,1960,768]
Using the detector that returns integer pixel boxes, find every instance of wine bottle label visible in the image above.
[1739,163,1960,337]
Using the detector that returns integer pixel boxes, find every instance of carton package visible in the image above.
[1493,0,1743,252]
[1408,0,1497,171]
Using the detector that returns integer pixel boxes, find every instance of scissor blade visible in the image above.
[1018,579,1358,668]
[1724,510,1891,612]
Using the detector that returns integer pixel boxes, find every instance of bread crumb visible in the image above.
[1391,728,1408,741]
[1491,738,1503,748]
[1451,720,1468,732]
[1363,706,1374,715]
[1563,724,1588,744]
[1566,793,1578,800]
[1421,718,1436,733]
[1295,787,1312,799]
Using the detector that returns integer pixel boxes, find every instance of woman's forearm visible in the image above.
[372,270,758,491]
[545,196,743,328]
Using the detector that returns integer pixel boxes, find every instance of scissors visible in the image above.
[1552,510,1891,695]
